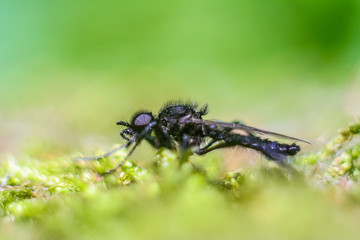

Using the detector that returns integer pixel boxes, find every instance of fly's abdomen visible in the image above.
[224,134,300,162]
[261,140,300,161]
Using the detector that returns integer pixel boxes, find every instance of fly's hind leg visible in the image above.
[195,141,235,155]
[195,120,243,154]
[195,134,301,177]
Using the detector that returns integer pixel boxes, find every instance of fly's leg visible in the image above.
[195,141,233,155]
[198,120,253,153]
[73,142,132,161]
[195,134,299,175]
[100,122,157,175]
[200,139,219,150]
[144,135,161,149]
[74,127,137,161]
[153,125,177,150]
[196,134,297,164]
[178,134,193,165]
[73,131,157,162]
[178,134,208,174]
[100,139,141,175]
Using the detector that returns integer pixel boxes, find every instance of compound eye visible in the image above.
[133,113,153,127]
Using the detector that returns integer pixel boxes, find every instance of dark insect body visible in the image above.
[81,101,310,175]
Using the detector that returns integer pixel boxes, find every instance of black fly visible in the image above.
[79,101,310,175]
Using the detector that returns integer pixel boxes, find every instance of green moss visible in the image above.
[1,120,360,239]
[296,119,360,166]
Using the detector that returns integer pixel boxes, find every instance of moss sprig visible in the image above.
[322,120,360,159]
[296,119,360,167]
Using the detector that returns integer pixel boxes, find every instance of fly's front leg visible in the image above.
[73,141,133,161]
[101,122,157,175]
[74,128,135,161]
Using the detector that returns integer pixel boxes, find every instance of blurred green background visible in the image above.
[1,0,360,162]
[1,1,360,240]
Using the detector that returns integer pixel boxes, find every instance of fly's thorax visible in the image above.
[158,102,208,121]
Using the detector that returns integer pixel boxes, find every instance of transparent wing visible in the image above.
[192,119,311,144]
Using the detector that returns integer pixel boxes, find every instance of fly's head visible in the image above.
[117,111,155,141]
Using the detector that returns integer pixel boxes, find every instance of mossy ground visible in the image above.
[1,120,360,240]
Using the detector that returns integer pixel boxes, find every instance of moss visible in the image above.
[0,120,360,239]
[327,145,360,178]
[296,119,360,167]
[0,189,34,216]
